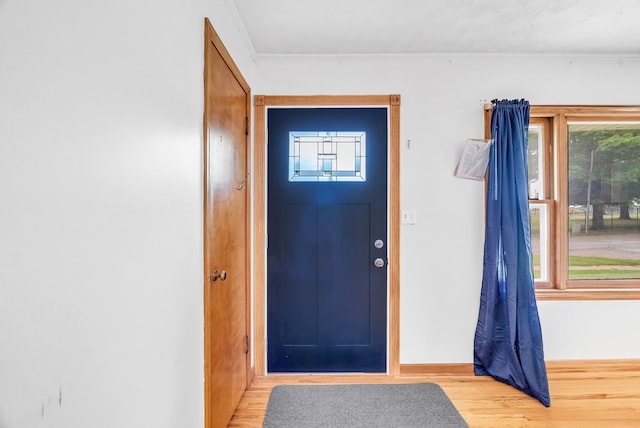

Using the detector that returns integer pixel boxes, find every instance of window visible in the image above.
[289,131,366,182]
[567,123,640,282]
[485,106,640,299]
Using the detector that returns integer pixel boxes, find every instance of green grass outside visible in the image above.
[568,270,640,280]
[532,254,640,266]
[532,254,640,280]
[567,255,640,266]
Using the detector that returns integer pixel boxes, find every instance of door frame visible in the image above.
[253,95,401,376]
[203,18,252,426]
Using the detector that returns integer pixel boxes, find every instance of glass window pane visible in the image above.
[336,143,356,172]
[567,123,640,280]
[289,131,366,182]
[300,143,318,172]
[528,124,544,199]
[530,204,549,281]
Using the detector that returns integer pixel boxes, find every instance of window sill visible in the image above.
[536,288,640,301]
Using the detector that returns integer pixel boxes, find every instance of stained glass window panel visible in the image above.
[289,131,367,182]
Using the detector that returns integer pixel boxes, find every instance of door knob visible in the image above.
[374,239,384,249]
[374,258,385,268]
[211,270,228,281]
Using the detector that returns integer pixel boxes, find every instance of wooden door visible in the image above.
[203,19,251,428]
[267,107,388,372]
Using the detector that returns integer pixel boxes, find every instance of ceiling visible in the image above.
[230,0,640,56]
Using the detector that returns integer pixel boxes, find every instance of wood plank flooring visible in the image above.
[228,360,640,427]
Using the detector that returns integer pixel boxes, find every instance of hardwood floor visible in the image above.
[228,360,640,427]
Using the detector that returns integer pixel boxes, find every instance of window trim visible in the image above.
[484,105,640,300]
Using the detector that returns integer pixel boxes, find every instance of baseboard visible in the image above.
[399,363,473,376]
[247,364,256,387]
[544,358,640,373]
[399,359,640,376]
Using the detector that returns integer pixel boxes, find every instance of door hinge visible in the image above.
[245,117,249,136]
[245,335,250,354]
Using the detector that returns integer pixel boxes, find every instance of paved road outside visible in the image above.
[568,234,640,260]
[531,233,640,260]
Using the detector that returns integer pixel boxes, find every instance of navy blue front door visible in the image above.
[267,108,388,372]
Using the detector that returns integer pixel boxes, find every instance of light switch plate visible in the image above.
[401,209,417,225]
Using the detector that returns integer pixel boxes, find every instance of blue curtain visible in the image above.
[473,99,551,407]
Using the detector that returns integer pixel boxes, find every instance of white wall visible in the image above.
[254,54,640,364]
[0,0,254,427]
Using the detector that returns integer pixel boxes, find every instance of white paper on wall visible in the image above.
[454,139,493,180]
